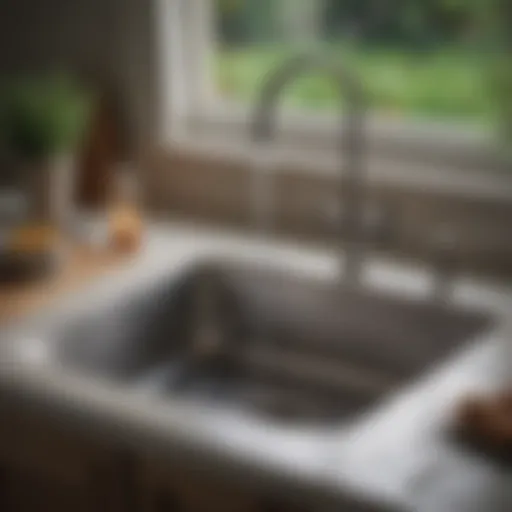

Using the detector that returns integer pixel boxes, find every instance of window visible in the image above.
[212,0,490,124]
[161,0,508,174]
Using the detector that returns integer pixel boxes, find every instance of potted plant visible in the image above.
[0,74,92,229]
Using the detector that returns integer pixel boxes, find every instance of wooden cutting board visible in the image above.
[0,245,133,324]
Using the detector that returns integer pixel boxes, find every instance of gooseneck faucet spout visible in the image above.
[251,54,367,288]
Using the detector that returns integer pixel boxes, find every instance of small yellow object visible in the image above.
[7,223,58,253]
[109,205,143,253]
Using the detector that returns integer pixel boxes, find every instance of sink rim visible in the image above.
[12,257,493,430]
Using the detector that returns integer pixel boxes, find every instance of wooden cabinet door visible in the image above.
[137,460,261,512]
[0,408,125,512]
[137,459,312,512]
[0,464,106,512]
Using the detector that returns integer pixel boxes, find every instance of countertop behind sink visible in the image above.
[1,219,512,512]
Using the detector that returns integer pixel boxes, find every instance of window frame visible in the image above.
[156,0,510,190]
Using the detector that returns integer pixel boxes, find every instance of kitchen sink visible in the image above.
[54,260,491,426]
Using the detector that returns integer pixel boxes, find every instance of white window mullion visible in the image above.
[184,0,217,114]
[155,0,189,142]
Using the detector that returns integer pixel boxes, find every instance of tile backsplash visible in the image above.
[146,150,512,279]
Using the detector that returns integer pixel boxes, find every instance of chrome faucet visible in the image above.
[251,53,367,288]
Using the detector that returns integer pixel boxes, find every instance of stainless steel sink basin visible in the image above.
[54,260,491,426]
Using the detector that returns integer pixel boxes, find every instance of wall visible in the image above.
[0,0,158,156]
[2,0,511,280]
[147,149,512,279]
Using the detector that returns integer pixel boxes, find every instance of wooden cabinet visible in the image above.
[136,459,311,512]
[0,408,312,512]
[136,460,259,512]
[0,465,105,512]
[0,408,127,512]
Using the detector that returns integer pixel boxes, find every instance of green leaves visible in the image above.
[0,74,93,161]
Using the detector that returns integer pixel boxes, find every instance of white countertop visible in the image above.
[2,219,512,512]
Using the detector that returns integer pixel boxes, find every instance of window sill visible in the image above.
[179,102,507,171]
[165,129,512,202]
